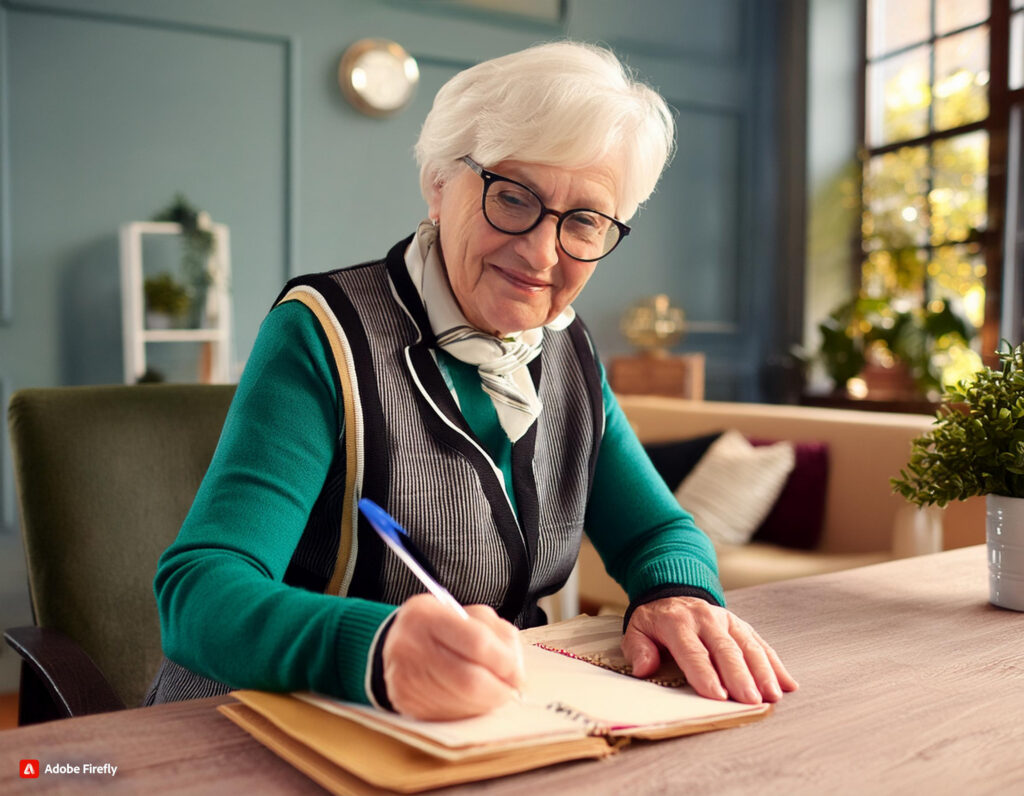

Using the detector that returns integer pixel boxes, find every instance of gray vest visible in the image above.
[280,235,605,627]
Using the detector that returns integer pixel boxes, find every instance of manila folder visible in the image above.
[218,614,771,793]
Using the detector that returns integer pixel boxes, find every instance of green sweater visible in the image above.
[154,301,721,704]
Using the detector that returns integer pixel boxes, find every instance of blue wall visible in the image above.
[0,0,784,689]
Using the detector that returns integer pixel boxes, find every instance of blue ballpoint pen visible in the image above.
[358,497,470,619]
[359,497,529,701]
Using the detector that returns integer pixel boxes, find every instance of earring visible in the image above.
[431,217,438,227]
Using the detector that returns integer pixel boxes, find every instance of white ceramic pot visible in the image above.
[986,494,1024,611]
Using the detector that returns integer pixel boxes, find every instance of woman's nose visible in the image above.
[514,216,560,271]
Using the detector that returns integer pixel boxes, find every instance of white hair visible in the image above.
[414,41,675,221]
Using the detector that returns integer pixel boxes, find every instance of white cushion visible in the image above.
[673,429,795,545]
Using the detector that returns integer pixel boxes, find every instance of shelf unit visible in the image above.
[120,221,232,384]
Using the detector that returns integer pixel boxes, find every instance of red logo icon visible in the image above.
[20,759,40,778]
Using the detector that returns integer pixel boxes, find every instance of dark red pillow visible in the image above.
[748,438,829,550]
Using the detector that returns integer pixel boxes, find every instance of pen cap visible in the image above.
[358,497,442,580]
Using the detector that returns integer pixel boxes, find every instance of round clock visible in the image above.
[338,39,420,117]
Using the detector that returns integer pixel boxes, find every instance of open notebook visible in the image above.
[219,614,771,794]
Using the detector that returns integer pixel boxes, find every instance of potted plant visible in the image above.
[144,272,191,329]
[891,341,1024,610]
[153,194,216,327]
[815,295,975,400]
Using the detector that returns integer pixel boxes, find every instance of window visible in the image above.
[861,0,1024,360]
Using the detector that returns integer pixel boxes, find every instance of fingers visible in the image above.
[462,604,526,690]
[621,627,661,679]
[624,601,727,700]
[657,622,730,701]
[626,598,798,705]
[382,595,524,720]
[750,626,800,693]
[699,618,773,704]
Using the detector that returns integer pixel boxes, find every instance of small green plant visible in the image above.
[892,341,1024,507]
[144,272,190,318]
[152,193,215,291]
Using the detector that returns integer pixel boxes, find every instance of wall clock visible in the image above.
[338,39,419,117]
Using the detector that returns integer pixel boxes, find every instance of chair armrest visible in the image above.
[4,626,125,725]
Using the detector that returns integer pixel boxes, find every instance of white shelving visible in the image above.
[120,220,233,384]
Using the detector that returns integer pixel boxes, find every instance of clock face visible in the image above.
[340,39,419,117]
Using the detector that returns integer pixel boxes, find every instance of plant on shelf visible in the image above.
[144,272,191,328]
[891,341,1024,507]
[814,294,977,400]
[152,193,216,302]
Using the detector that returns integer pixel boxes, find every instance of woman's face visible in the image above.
[427,159,619,337]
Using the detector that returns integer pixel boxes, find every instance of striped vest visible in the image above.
[145,235,604,704]
[277,235,605,627]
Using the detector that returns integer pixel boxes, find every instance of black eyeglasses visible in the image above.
[460,156,630,262]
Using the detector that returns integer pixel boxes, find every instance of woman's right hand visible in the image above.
[381,593,526,720]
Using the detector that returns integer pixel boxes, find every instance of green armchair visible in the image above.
[4,384,234,725]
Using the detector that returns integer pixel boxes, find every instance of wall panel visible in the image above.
[1,2,292,385]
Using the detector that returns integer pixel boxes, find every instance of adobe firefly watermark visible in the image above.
[20,759,118,778]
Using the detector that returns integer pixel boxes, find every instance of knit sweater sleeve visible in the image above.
[154,301,396,704]
[584,368,725,608]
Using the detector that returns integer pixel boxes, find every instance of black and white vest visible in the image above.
[278,234,605,627]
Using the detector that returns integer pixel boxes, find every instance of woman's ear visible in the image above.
[426,178,443,221]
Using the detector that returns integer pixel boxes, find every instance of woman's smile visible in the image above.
[490,263,551,293]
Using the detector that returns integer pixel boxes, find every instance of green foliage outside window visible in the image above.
[817,294,974,396]
[826,7,994,397]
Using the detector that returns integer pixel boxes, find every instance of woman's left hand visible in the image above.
[622,596,798,704]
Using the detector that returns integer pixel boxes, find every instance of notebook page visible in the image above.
[522,644,765,729]
[295,690,585,756]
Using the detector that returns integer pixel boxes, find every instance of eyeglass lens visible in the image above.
[484,181,621,261]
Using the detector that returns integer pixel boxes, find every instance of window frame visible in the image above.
[857,0,1022,361]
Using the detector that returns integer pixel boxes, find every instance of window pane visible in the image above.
[936,0,989,36]
[863,147,930,263]
[931,131,988,245]
[933,27,989,132]
[1012,11,1024,90]
[867,46,931,146]
[928,244,986,330]
[867,0,931,59]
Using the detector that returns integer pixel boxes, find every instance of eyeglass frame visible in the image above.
[460,156,631,263]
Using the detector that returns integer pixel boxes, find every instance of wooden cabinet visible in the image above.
[609,353,705,400]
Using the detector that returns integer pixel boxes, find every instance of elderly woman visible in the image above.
[147,41,796,719]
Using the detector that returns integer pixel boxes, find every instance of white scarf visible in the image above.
[404,221,575,442]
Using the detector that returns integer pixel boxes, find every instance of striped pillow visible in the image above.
[673,430,795,545]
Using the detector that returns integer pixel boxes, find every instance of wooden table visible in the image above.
[2,546,1022,794]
